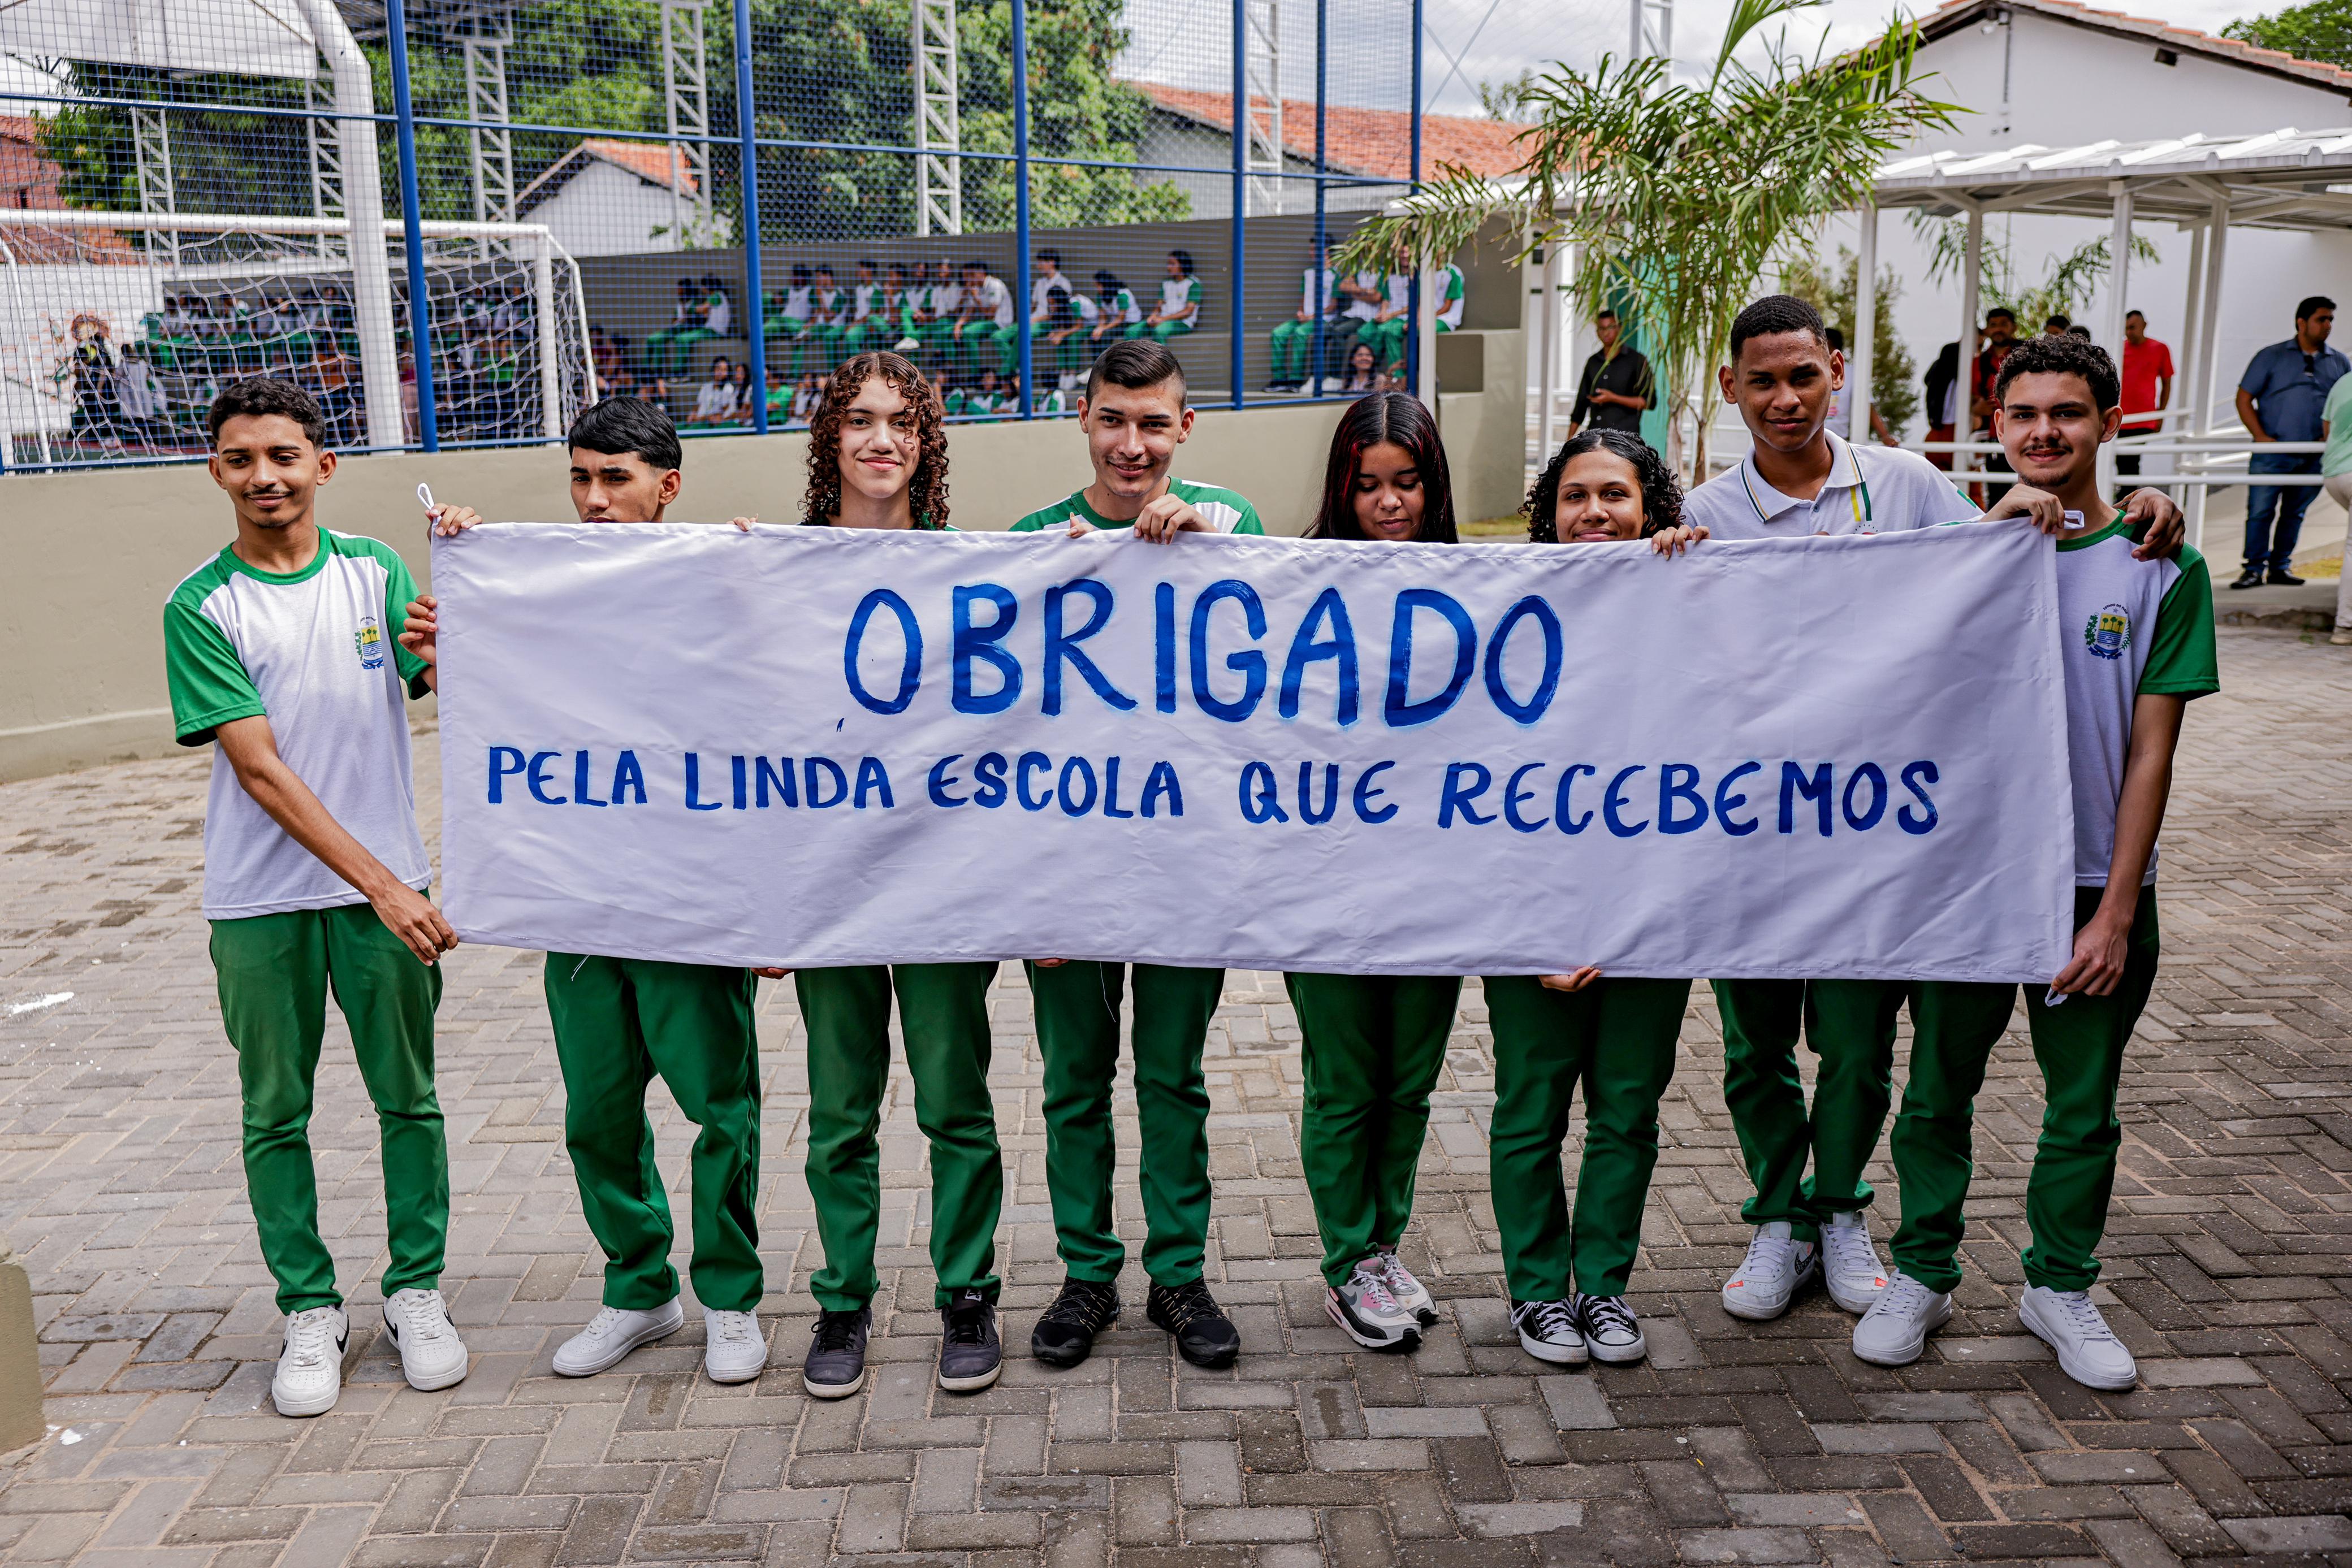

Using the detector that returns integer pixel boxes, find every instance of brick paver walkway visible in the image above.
[3,625,2349,1567]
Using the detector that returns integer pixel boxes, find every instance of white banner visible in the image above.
[434,520,2074,981]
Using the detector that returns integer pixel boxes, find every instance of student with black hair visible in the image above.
[1858,333,2215,1387]
[1679,294,2187,1333]
[1269,241,1340,391]
[773,263,817,373]
[808,264,850,371]
[645,275,709,380]
[1007,339,1257,1376]
[1028,247,1074,365]
[1088,269,1141,348]
[169,378,464,1419]
[952,257,1015,378]
[1132,249,1201,343]
[1491,429,1703,1366]
[399,397,769,1392]
[842,259,890,357]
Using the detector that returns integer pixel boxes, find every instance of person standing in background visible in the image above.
[2116,310,2173,493]
[1568,310,1653,439]
[2232,296,2345,589]
[1922,339,1964,472]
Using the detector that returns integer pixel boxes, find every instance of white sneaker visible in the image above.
[1510,1297,1588,1365]
[1720,1222,1819,1321]
[703,1307,766,1384]
[1326,1258,1421,1351]
[1821,1210,1891,1314]
[1377,1245,1439,1327]
[552,1298,686,1377]
[1851,1271,1953,1366]
[271,1305,348,1418]
[382,1288,469,1392]
[1574,1294,1648,1365]
[2019,1285,2137,1391]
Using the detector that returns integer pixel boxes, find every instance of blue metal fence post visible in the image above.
[1406,0,1424,398]
[1229,0,1246,409]
[733,0,768,434]
[1013,0,1032,418]
[1311,0,1328,399]
[386,0,436,450]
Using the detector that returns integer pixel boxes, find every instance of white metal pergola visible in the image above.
[1853,127,2352,534]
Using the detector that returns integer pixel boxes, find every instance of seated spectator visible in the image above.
[1132,249,1201,343]
[726,361,754,425]
[113,342,165,449]
[950,258,1014,379]
[646,276,712,380]
[771,263,816,366]
[1338,340,1385,396]
[688,355,738,427]
[1089,269,1140,350]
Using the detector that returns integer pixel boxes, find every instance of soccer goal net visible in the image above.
[0,211,594,468]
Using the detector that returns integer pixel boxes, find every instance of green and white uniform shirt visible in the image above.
[1010,478,1264,535]
[852,281,885,323]
[1301,266,1338,319]
[2054,519,2217,886]
[1341,270,1383,322]
[164,530,433,920]
[1436,263,1465,330]
[1100,286,1141,327]
[1159,276,1203,327]
[1681,430,1980,540]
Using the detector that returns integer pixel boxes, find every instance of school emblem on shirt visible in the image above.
[354,616,386,670]
[2084,604,2131,661]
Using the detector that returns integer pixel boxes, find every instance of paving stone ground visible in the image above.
[3,625,2351,1567]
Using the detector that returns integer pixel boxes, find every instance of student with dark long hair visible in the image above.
[1488,429,1702,1366]
[1290,391,1459,1353]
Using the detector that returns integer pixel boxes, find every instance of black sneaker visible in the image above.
[1146,1279,1242,1369]
[2268,569,2308,587]
[938,1288,1002,1392]
[802,1305,870,1399]
[1031,1277,1121,1368]
[1573,1293,1649,1365]
[2229,568,2265,590]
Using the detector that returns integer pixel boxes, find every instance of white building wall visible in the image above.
[528,162,688,259]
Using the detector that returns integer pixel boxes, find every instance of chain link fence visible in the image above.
[0,0,1453,470]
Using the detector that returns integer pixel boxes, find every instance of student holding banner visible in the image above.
[170,378,464,1419]
[1857,335,2215,1388]
[1680,296,2189,1328]
[1009,338,1255,1372]
[778,354,1013,1399]
[400,397,771,1391]
[1487,428,1706,1366]
[1285,391,1461,1353]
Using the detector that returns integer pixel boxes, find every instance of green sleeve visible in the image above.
[1008,502,1063,532]
[1186,279,1202,308]
[1234,498,1265,535]
[165,599,263,746]
[378,548,431,694]
[2139,549,2219,698]
[1446,268,1464,301]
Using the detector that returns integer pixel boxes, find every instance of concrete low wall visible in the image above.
[2,367,1524,783]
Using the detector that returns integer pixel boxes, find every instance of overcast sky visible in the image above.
[1123,0,2275,116]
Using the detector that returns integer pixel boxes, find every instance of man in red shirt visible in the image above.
[2116,310,2174,491]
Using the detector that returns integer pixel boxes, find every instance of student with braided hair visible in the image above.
[1488,429,1704,1366]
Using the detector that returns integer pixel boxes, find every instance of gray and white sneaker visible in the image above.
[552,1298,685,1377]
[1573,1294,1648,1365]
[1377,1245,1439,1328]
[382,1288,469,1391]
[2019,1285,2137,1391]
[1327,1257,1421,1352]
[703,1308,766,1384]
[802,1306,870,1398]
[271,1305,348,1418]
[1510,1297,1588,1365]
[1821,1210,1891,1314]
[1851,1271,1953,1367]
[1720,1222,1820,1322]
[938,1288,1002,1392]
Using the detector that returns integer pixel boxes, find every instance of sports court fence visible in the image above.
[0,0,1442,471]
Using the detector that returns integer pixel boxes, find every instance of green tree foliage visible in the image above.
[1780,246,1917,435]
[2222,1,2352,64]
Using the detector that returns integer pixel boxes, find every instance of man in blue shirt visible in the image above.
[2233,295,2345,588]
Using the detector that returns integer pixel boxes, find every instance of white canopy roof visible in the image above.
[0,0,327,80]
[1875,128,2352,232]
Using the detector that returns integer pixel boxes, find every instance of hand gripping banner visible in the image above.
[433,521,2074,980]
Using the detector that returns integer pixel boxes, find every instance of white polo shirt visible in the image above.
[1681,429,1979,540]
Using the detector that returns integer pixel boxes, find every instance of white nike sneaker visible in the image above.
[1821,1210,1891,1314]
[552,1298,686,1377]
[271,1305,349,1418]
[2018,1285,2137,1391]
[1376,1245,1439,1328]
[382,1288,469,1392]
[1720,1222,1819,1321]
[1326,1258,1421,1352]
[703,1307,767,1384]
[1851,1271,1953,1367]
[1510,1297,1588,1365]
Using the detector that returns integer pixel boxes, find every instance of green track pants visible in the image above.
[1287,972,1463,1286]
[1270,319,1315,383]
[1484,976,1688,1302]
[797,963,1002,1310]
[1891,886,2159,1293]
[546,955,763,1314]
[1715,977,1908,1243]
[1028,961,1221,1288]
[211,900,447,1314]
